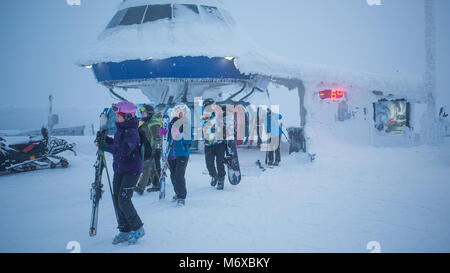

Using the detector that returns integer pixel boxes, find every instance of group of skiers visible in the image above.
[96,99,283,245]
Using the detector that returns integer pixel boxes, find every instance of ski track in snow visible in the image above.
[0,135,450,253]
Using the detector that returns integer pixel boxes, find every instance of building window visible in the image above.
[143,4,172,23]
[106,8,128,29]
[374,99,410,134]
[119,5,147,26]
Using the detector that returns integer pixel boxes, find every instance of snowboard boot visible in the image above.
[134,187,144,196]
[172,196,179,202]
[177,199,185,207]
[128,227,145,245]
[112,232,130,245]
[273,161,280,167]
[217,177,225,190]
[210,176,218,187]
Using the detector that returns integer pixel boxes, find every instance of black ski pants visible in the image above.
[153,149,162,186]
[168,156,189,200]
[205,142,226,179]
[150,149,162,187]
[267,136,281,164]
[112,173,144,233]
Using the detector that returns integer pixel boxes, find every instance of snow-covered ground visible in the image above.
[0,131,449,253]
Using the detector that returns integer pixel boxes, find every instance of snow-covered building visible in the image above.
[80,0,430,150]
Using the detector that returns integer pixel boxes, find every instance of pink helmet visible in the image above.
[112,101,137,121]
[112,101,137,116]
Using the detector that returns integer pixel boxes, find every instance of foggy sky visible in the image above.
[0,0,449,130]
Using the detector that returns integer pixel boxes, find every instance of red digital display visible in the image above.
[319,89,344,100]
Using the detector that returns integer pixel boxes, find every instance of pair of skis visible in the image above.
[89,108,116,237]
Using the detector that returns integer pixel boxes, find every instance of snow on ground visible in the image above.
[0,132,449,253]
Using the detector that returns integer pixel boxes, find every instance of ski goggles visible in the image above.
[111,104,120,114]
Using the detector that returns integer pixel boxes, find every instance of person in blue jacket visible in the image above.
[265,109,283,166]
[163,109,192,207]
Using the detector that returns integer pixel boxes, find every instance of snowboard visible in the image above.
[159,114,171,200]
[225,140,241,185]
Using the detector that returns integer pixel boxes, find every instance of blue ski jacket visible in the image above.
[265,112,283,138]
[167,117,191,159]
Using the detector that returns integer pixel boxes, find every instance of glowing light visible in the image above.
[84,65,93,69]
[319,89,345,100]
[224,57,234,61]
[331,90,337,99]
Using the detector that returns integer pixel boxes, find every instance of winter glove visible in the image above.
[98,140,108,151]
[95,131,101,143]
[159,128,168,136]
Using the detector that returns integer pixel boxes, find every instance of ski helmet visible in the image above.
[140,104,155,114]
[203,98,215,108]
[112,101,137,121]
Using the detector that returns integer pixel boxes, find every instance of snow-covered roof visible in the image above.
[78,1,424,100]
[237,51,424,101]
[79,1,249,65]
[119,0,225,10]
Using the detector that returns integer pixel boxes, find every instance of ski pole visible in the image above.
[281,130,291,144]
[101,151,119,224]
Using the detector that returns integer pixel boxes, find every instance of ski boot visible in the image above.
[112,232,130,245]
[172,195,179,202]
[210,176,218,187]
[217,177,225,190]
[177,199,185,207]
[134,187,144,196]
[273,161,280,167]
[128,226,145,245]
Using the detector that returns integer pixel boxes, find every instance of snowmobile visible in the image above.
[0,128,76,176]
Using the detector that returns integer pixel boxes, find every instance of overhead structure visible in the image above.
[80,0,427,148]
[80,0,269,108]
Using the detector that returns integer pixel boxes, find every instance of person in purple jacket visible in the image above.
[98,101,145,245]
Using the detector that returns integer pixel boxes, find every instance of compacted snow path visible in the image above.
[0,135,449,253]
